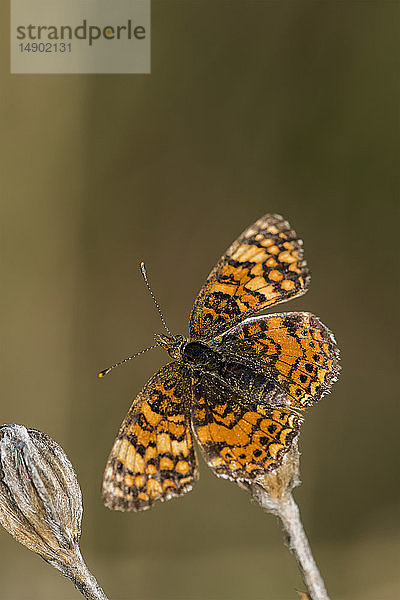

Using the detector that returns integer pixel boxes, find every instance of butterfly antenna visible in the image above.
[140,261,172,336]
[97,344,160,378]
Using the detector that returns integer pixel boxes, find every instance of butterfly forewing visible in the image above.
[189,214,310,341]
[103,362,198,511]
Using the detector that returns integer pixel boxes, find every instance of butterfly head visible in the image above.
[155,333,186,360]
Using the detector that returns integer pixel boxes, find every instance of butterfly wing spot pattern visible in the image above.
[191,374,302,482]
[103,363,198,511]
[215,312,339,409]
[189,213,310,341]
[102,213,340,511]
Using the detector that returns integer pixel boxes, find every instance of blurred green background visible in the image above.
[1,2,399,599]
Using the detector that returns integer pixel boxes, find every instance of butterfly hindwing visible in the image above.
[103,362,198,511]
[212,312,340,409]
[191,372,302,483]
[189,214,310,341]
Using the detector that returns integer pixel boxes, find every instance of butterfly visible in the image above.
[101,214,340,511]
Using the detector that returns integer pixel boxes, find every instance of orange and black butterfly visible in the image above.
[101,214,340,511]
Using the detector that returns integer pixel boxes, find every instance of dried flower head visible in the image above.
[0,424,108,600]
[250,440,301,509]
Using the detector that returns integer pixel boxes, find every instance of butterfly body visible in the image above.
[156,329,294,412]
[184,336,287,406]
[102,214,340,511]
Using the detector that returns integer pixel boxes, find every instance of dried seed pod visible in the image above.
[0,424,108,600]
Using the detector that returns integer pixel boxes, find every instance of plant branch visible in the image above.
[252,485,329,600]
[62,551,109,600]
[249,443,330,600]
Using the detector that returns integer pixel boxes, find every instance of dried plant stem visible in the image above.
[252,485,329,600]
[63,550,109,600]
